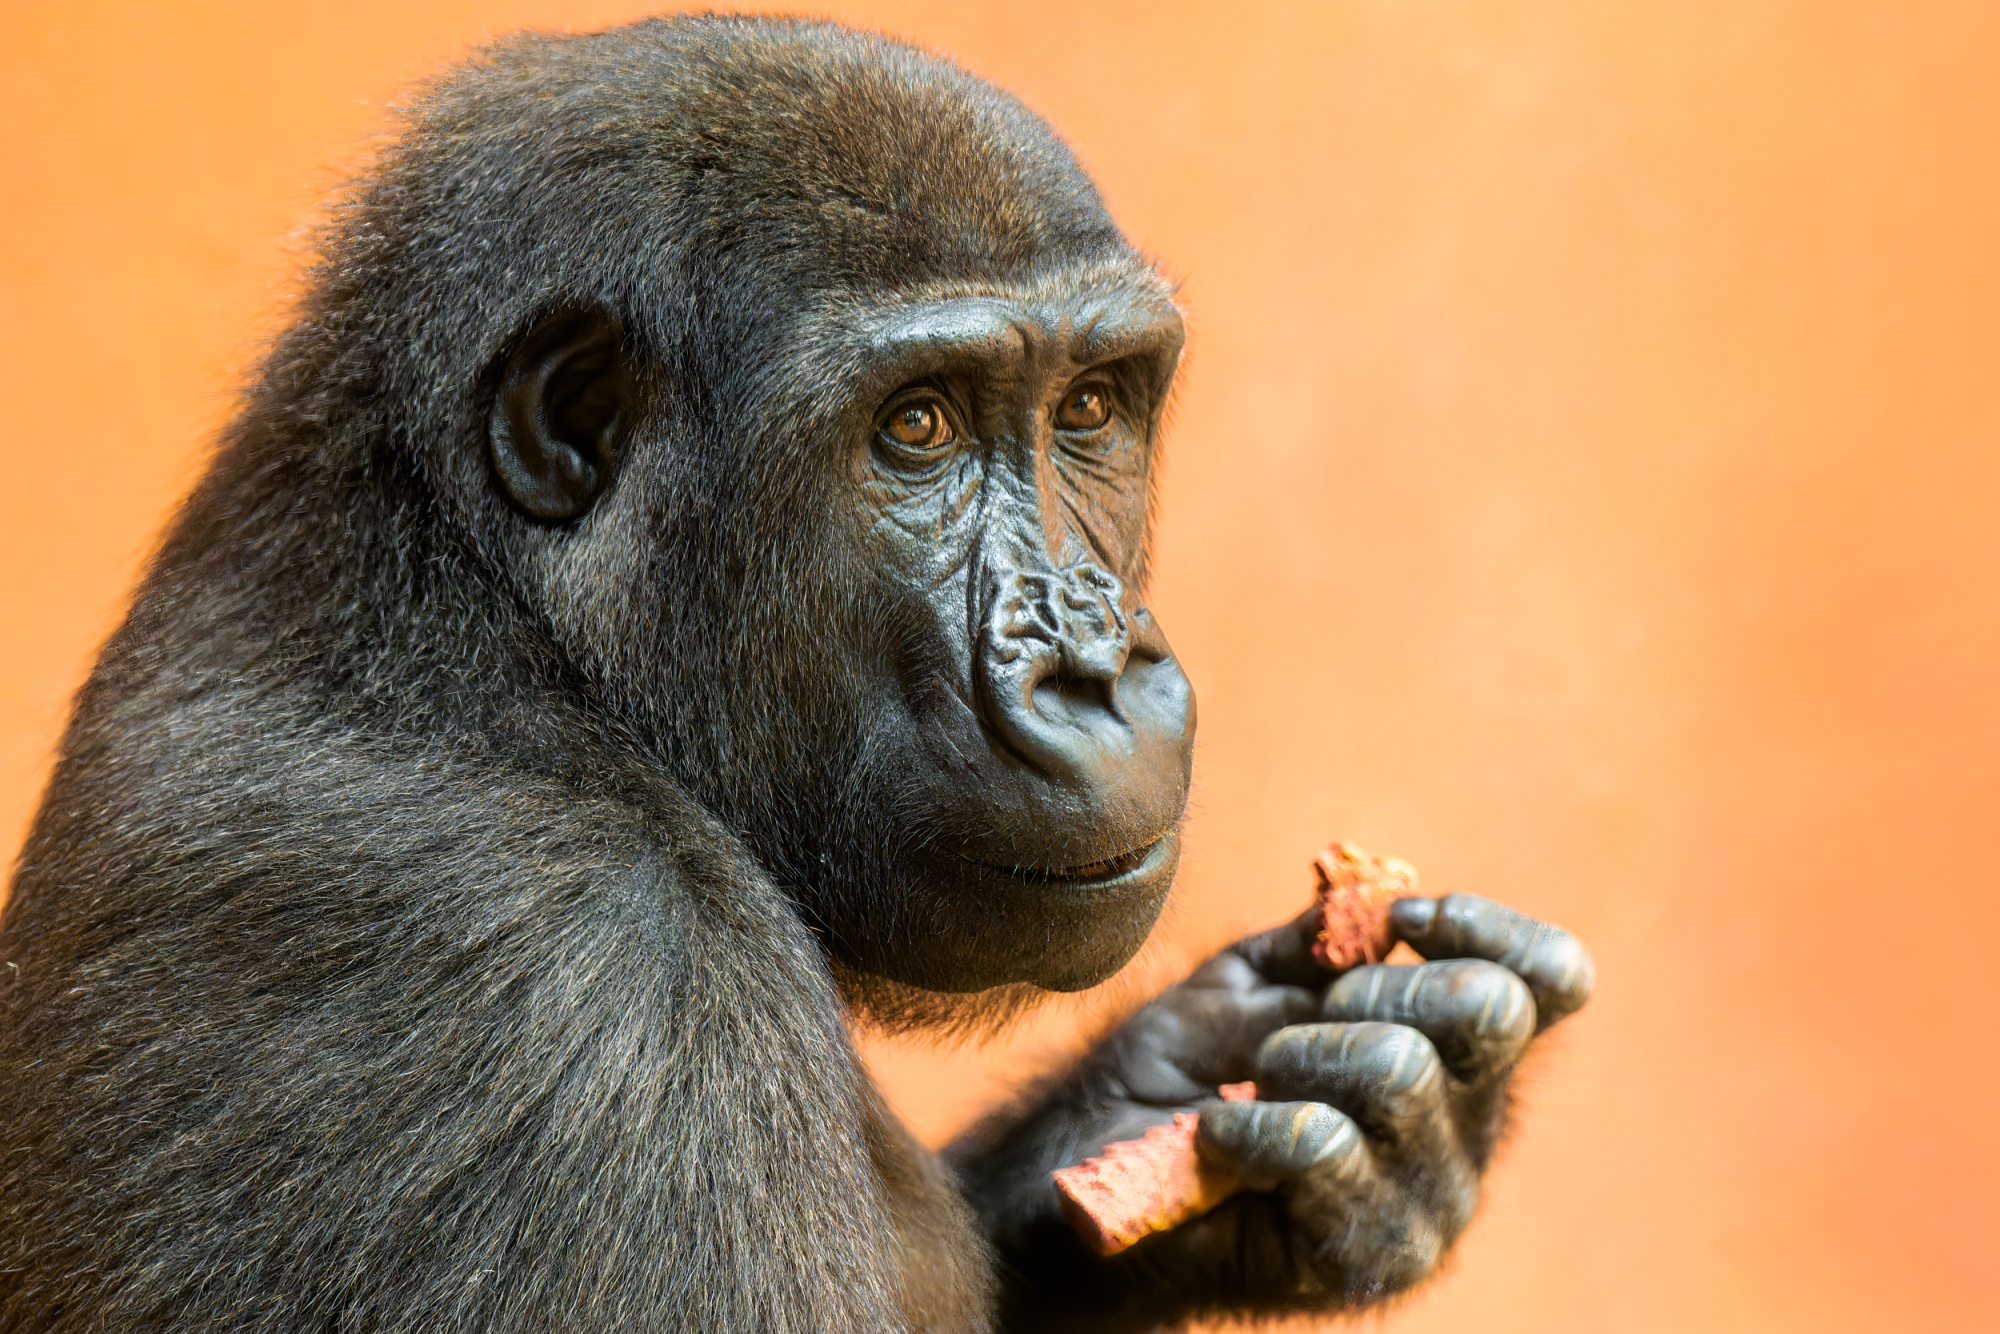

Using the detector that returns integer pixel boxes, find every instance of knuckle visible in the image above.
[1436,892,1494,936]
[1202,1100,1365,1190]
[1256,1020,1338,1077]
[1456,963,1535,1044]
[1322,964,1394,1020]
[1293,1103,1363,1170]
[1424,958,1490,998]
[1429,894,1507,958]
[1352,1022,1444,1091]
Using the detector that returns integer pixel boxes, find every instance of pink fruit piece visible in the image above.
[1312,839,1419,971]
[1052,1082,1258,1256]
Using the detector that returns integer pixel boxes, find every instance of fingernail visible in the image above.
[1390,898,1436,934]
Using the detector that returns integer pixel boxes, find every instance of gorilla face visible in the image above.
[492,269,1192,1000]
[473,24,1194,1002]
[839,279,1195,994]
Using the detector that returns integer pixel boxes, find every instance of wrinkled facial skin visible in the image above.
[827,283,1194,995]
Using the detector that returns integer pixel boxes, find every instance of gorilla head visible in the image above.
[361,19,1193,1002]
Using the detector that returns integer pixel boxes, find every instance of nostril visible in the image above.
[1030,670,1125,726]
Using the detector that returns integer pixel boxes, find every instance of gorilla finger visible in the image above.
[1253,1022,1454,1152]
[1162,983,1323,1086]
[1323,960,1534,1081]
[1201,982,1326,1051]
[1226,906,1327,987]
[1390,894,1595,1030]
[1196,1098,1367,1192]
[1182,950,1318,1021]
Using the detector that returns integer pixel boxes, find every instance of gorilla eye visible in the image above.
[877,397,957,461]
[1055,383,1113,432]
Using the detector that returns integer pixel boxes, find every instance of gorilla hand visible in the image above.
[950,894,1593,1333]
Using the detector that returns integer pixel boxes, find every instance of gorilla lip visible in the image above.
[969,832,1171,886]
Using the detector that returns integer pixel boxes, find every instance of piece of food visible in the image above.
[1053,1081,1258,1256]
[1312,839,1419,970]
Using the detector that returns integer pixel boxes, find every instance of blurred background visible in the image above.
[4,2,1998,1328]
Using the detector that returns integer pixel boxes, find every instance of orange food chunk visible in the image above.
[1052,1082,1257,1256]
[1312,840,1419,971]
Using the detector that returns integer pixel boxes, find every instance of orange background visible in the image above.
[5,2,1998,1329]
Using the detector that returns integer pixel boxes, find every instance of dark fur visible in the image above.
[0,16,1154,1329]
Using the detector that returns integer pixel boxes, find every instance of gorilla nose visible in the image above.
[973,561,1196,786]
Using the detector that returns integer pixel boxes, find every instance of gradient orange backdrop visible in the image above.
[5,3,1999,1329]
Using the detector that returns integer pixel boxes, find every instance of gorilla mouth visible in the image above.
[971,835,1169,885]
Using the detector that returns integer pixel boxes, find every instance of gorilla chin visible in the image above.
[958,828,1183,991]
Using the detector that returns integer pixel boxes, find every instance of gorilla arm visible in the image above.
[945,896,1595,1333]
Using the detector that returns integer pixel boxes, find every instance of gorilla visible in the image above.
[0,16,1592,1332]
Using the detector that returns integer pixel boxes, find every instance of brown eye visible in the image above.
[880,399,955,454]
[1055,384,1112,432]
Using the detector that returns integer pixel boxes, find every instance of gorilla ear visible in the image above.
[489,307,636,521]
